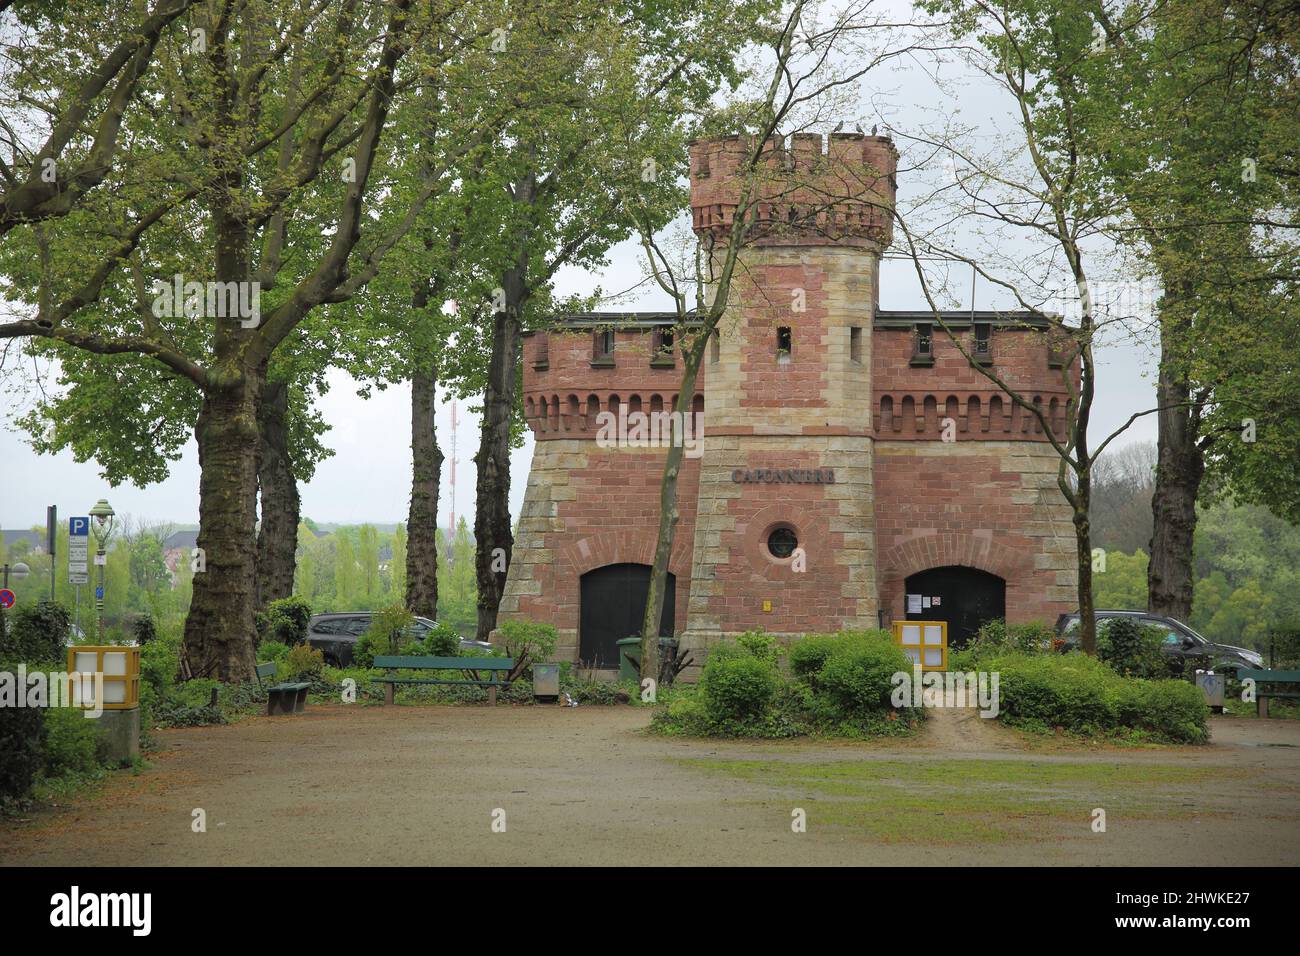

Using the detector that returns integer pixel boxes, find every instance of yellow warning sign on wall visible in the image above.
[892,620,947,672]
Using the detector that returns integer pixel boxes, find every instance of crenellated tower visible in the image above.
[681,133,897,657]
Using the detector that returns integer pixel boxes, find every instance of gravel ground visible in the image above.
[2,704,1298,866]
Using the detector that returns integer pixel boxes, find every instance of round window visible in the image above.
[767,527,798,559]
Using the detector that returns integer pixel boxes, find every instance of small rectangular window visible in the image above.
[973,322,993,364]
[849,326,862,364]
[777,326,792,362]
[593,329,615,364]
[710,332,720,364]
[911,323,933,366]
[652,327,675,365]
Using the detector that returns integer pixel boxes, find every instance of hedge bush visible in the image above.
[41,707,106,776]
[2,601,71,664]
[698,653,778,726]
[986,651,1208,743]
[260,596,313,647]
[497,619,557,665]
[424,622,462,657]
[814,634,913,719]
[788,633,844,682]
[1097,618,1168,679]
[654,629,918,739]
[0,695,43,811]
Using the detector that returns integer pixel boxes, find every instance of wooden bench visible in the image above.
[255,661,311,716]
[1236,668,1300,718]
[372,655,515,705]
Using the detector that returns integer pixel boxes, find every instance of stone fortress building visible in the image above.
[499,133,1079,674]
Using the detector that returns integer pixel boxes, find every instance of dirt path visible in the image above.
[2,705,1298,866]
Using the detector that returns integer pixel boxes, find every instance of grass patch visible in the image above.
[679,756,1231,845]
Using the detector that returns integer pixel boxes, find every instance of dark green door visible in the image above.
[579,564,676,668]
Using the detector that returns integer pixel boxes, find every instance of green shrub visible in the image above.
[41,707,105,776]
[130,614,158,646]
[0,697,43,811]
[425,622,462,657]
[284,643,325,680]
[355,605,416,667]
[1097,618,1168,679]
[498,619,557,666]
[987,651,1208,742]
[262,596,313,646]
[970,618,1057,657]
[257,640,291,664]
[1114,679,1209,743]
[698,653,778,725]
[990,653,1117,732]
[2,601,71,665]
[788,633,846,682]
[735,630,781,665]
[815,634,912,718]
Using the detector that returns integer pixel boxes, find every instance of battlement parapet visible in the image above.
[689,132,896,248]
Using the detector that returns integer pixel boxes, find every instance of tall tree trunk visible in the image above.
[639,337,706,684]
[256,379,299,610]
[474,172,533,643]
[1147,353,1204,620]
[406,364,443,618]
[473,299,522,641]
[183,369,263,681]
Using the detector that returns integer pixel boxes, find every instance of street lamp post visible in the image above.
[2,561,31,589]
[89,499,116,642]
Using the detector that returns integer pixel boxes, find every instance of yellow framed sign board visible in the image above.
[892,620,947,672]
[66,645,141,710]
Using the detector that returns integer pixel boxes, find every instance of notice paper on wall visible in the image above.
[922,596,932,609]
[906,593,923,614]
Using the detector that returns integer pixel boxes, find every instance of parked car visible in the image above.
[306,612,491,667]
[1055,609,1263,673]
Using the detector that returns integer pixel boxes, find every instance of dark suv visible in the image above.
[1055,610,1263,674]
[307,612,491,667]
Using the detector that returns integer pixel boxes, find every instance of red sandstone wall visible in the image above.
[505,444,702,646]
[873,441,1078,628]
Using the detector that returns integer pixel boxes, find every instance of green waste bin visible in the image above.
[616,637,641,680]
[616,637,678,681]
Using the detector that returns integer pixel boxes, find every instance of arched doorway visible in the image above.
[904,565,1005,649]
[579,564,676,669]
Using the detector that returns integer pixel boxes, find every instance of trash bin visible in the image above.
[532,662,560,702]
[617,637,677,681]
[616,637,641,681]
[1195,670,1225,712]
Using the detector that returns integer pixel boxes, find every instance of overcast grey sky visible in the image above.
[0,1,1161,533]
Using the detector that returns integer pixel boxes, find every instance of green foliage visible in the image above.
[658,630,919,739]
[261,596,313,646]
[987,652,1208,743]
[356,605,417,667]
[815,636,913,720]
[497,619,558,665]
[130,614,158,646]
[788,633,844,682]
[1096,618,1168,679]
[969,619,1058,657]
[0,698,44,811]
[698,653,778,726]
[3,601,71,665]
[1093,550,1150,610]
[256,641,291,664]
[734,629,780,665]
[40,707,105,777]
[284,644,325,680]
[424,621,462,657]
